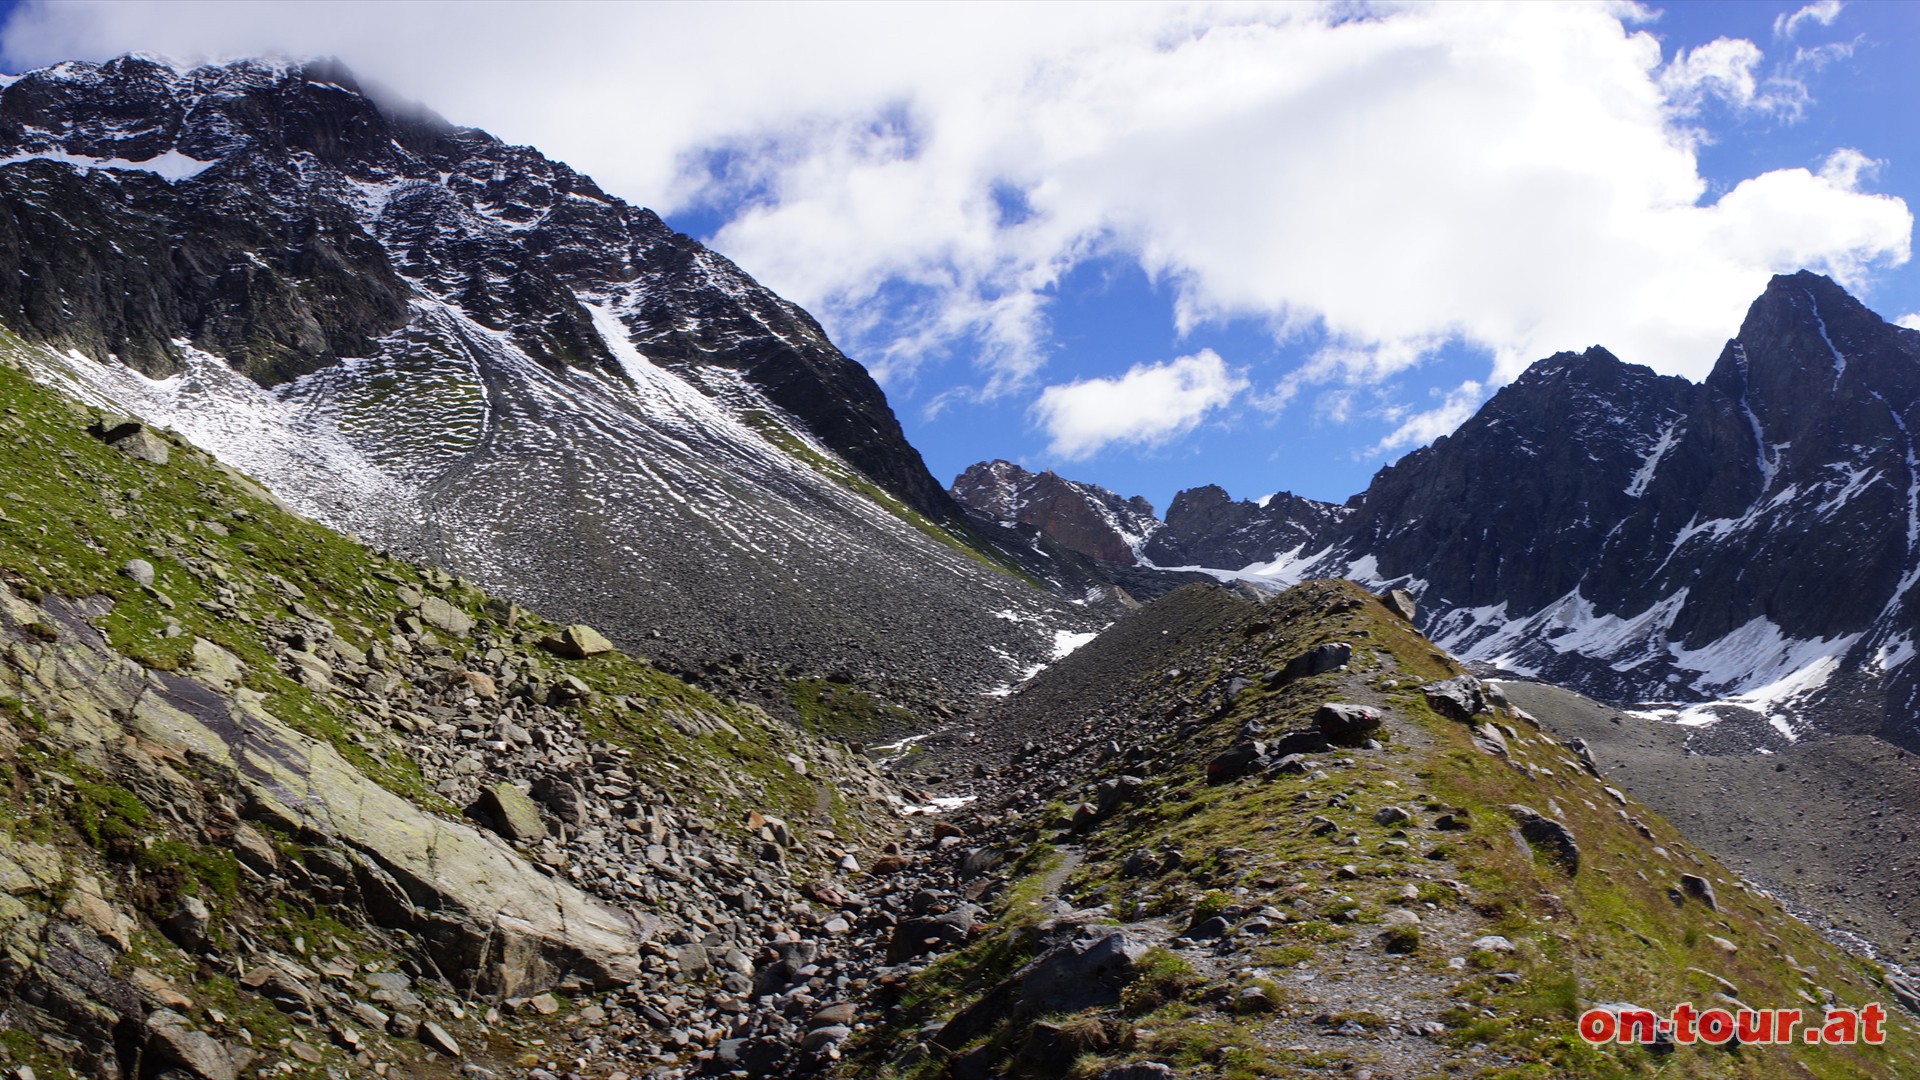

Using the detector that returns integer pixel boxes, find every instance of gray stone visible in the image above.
[1017,930,1149,1014]
[418,596,474,636]
[1679,873,1718,910]
[144,1009,255,1080]
[1206,740,1264,783]
[1270,753,1317,779]
[159,896,212,953]
[1275,641,1353,684]
[1373,805,1412,826]
[1100,1065,1176,1080]
[187,638,245,689]
[1506,804,1580,874]
[1313,703,1382,740]
[91,419,170,465]
[1472,721,1509,756]
[121,559,156,587]
[420,1020,462,1057]
[1382,588,1417,622]
[478,782,549,843]
[542,623,616,659]
[1422,675,1489,722]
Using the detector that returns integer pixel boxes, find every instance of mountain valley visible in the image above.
[1,52,1919,1080]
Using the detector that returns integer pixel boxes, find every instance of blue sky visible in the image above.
[2,1,1916,514]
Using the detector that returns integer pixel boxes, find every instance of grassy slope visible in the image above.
[851,580,1920,1079]
[0,341,887,1077]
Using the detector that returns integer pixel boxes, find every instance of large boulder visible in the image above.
[541,623,616,659]
[417,595,474,636]
[1422,675,1489,723]
[1507,804,1580,874]
[1313,703,1381,741]
[477,782,549,843]
[89,417,170,465]
[145,1009,256,1080]
[1016,930,1150,1014]
[1206,742,1263,783]
[1381,588,1417,622]
[1271,642,1352,686]
[0,587,648,997]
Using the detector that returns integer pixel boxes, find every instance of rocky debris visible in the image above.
[1506,804,1580,874]
[886,905,979,963]
[0,533,917,1080]
[1315,702,1382,741]
[119,558,155,587]
[541,623,616,659]
[1421,675,1489,722]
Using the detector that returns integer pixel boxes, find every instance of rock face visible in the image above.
[0,584,644,996]
[951,459,1160,566]
[983,273,1920,746]
[1142,485,1348,569]
[1342,272,1920,743]
[2,54,1084,700]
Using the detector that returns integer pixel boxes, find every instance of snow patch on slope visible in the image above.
[0,148,214,181]
[23,342,423,536]
[1625,421,1682,497]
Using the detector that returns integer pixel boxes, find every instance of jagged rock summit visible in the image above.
[949,462,1348,575]
[965,273,1920,746]
[0,54,1087,699]
[1353,272,1920,739]
[951,460,1159,566]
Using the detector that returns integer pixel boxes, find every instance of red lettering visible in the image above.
[1618,1008,1658,1044]
[1671,1002,1698,1044]
[1736,1008,1773,1044]
[1775,1008,1803,1045]
[1697,1009,1735,1045]
[1578,1009,1617,1044]
[1823,1009,1859,1045]
[1863,1003,1887,1045]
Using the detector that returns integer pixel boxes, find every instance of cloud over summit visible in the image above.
[7,0,1908,459]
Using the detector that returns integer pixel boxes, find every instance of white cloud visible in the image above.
[1775,1,1844,40]
[1897,314,1920,332]
[1369,381,1486,456]
[1034,349,1246,460]
[2,0,1909,422]
[1659,37,1769,113]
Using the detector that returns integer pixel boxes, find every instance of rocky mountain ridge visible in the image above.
[972,273,1920,747]
[0,54,1087,706]
[949,462,1347,579]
